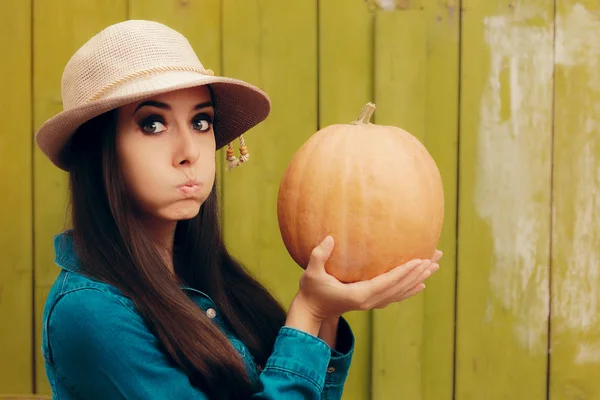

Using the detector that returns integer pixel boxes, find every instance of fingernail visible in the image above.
[321,235,334,248]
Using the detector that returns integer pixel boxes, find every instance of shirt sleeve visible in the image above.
[46,288,211,400]
[45,288,347,400]
[321,316,355,400]
[253,327,333,399]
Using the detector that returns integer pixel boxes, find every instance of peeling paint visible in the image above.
[556,4,600,70]
[575,341,600,365]
[375,0,397,11]
[553,2,600,339]
[554,137,600,333]
[476,8,553,354]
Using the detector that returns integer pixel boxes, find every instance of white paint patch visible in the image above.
[556,4,600,70]
[552,3,600,348]
[553,132,600,333]
[476,8,553,354]
[575,341,600,365]
[375,0,397,11]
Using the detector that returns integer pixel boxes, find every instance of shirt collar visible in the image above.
[53,230,213,299]
[53,230,82,273]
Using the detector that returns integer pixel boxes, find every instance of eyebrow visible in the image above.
[132,100,213,115]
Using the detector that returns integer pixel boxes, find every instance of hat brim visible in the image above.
[35,70,271,171]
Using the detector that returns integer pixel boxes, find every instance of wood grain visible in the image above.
[371,1,459,398]
[0,0,33,394]
[420,0,460,398]
[550,1,600,398]
[32,0,127,392]
[220,0,317,309]
[318,1,374,398]
[456,0,553,398]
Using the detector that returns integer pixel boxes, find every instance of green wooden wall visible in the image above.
[0,1,599,399]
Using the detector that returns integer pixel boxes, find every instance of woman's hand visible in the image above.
[288,236,440,329]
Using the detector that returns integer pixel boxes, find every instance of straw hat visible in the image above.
[35,19,270,171]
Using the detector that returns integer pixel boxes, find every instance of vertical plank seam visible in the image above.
[219,0,225,218]
[368,7,376,400]
[546,0,557,399]
[316,0,321,131]
[452,1,464,399]
[30,0,37,392]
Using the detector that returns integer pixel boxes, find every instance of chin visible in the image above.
[163,202,202,221]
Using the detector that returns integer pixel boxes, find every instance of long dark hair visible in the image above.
[65,108,287,398]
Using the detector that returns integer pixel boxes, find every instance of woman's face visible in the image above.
[116,86,216,224]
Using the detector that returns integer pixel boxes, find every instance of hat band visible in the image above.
[86,65,215,103]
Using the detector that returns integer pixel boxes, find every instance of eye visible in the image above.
[140,117,167,134]
[192,114,213,132]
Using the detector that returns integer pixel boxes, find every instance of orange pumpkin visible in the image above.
[277,102,444,283]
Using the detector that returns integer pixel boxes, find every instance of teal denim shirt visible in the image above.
[41,232,354,399]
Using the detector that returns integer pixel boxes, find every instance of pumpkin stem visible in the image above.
[352,102,376,125]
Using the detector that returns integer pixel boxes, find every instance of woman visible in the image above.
[36,20,441,399]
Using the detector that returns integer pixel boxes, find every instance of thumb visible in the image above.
[307,235,335,270]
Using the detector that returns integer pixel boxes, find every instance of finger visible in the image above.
[306,236,335,272]
[396,282,426,301]
[395,262,438,298]
[431,249,443,263]
[415,262,439,284]
[349,259,424,309]
[375,283,426,309]
[400,259,432,288]
[370,260,432,307]
[352,258,423,293]
[372,261,440,309]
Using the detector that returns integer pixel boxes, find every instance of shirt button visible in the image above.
[327,367,336,373]
[206,308,217,319]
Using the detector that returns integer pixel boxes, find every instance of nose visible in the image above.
[174,126,200,167]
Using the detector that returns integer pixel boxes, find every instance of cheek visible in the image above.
[194,134,217,172]
[197,144,217,194]
[116,134,217,207]
[200,143,217,173]
[116,136,170,208]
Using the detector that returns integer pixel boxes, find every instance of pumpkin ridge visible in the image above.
[282,128,328,267]
[336,128,352,281]
[304,128,330,266]
[293,133,323,267]
[353,128,370,282]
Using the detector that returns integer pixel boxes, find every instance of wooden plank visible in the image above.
[551,1,600,398]
[0,0,33,394]
[220,0,317,310]
[371,1,459,398]
[33,1,127,393]
[129,0,221,71]
[419,1,459,399]
[318,1,373,398]
[456,0,553,398]
[372,9,427,400]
